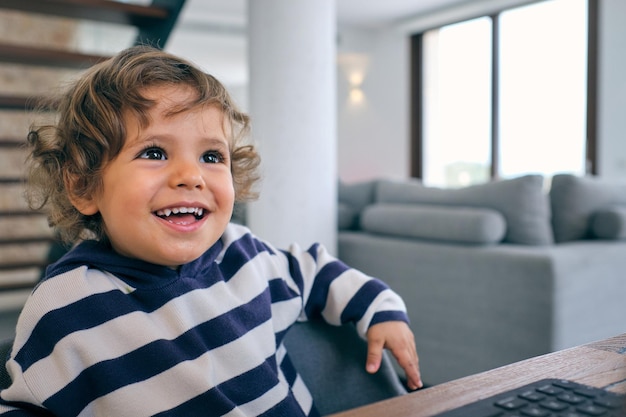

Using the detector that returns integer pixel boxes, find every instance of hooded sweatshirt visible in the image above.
[0,223,407,417]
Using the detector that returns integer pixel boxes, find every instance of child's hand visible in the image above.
[365,321,423,390]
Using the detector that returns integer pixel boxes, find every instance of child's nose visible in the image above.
[171,161,205,190]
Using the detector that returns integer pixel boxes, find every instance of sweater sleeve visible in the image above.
[278,241,409,339]
[0,333,53,416]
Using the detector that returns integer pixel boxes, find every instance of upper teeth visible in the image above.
[156,207,204,217]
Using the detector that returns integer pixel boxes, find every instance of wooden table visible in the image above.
[328,333,626,417]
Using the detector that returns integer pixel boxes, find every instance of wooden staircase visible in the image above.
[0,0,186,300]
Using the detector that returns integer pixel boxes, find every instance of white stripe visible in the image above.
[290,375,314,415]
[271,297,303,334]
[354,289,407,337]
[0,359,42,407]
[322,269,370,326]
[32,268,131,311]
[80,320,277,417]
[275,343,287,364]
[14,268,129,348]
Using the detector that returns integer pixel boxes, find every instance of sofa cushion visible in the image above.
[339,180,376,210]
[361,204,507,244]
[375,175,552,245]
[338,203,357,230]
[338,180,377,230]
[590,206,626,240]
[550,174,626,242]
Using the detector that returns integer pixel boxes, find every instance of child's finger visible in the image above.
[390,341,423,390]
[366,337,384,374]
[402,358,423,390]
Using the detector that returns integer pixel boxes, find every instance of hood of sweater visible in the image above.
[44,238,225,289]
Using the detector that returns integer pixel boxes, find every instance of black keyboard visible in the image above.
[432,378,626,417]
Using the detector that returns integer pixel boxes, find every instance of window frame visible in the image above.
[409,0,598,180]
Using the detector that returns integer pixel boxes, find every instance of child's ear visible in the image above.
[64,174,99,216]
[69,194,99,216]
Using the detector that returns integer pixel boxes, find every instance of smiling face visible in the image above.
[72,85,235,267]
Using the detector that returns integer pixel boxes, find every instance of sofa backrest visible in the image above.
[339,175,553,246]
[550,174,626,242]
[339,174,626,246]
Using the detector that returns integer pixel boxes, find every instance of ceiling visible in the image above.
[175,0,474,30]
[335,0,474,28]
[165,0,475,86]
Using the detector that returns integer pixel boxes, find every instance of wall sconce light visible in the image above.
[338,53,369,106]
[348,72,364,86]
[348,72,365,104]
[349,86,364,104]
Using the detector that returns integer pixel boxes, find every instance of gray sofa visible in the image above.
[337,174,626,386]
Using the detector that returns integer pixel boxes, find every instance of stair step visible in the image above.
[0,0,170,27]
[0,140,26,148]
[0,42,109,69]
[0,95,58,111]
[0,236,54,245]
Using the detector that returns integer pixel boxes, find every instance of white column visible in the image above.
[247,0,337,253]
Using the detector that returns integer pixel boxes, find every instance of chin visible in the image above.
[161,251,206,267]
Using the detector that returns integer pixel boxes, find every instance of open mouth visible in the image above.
[155,207,206,224]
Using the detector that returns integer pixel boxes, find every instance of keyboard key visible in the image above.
[540,399,569,411]
[553,380,583,390]
[477,411,504,417]
[521,406,550,416]
[520,390,546,402]
[495,396,528,410]
[576,404,608,415]
[574,387,601,398]
[537,384,565,396]
[558,393,587,405]
[593,395,625,409]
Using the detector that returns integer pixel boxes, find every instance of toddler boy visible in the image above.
[0,45,421,417]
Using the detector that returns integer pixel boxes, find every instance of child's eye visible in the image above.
[139,147,166,160]
[202,151,224,164]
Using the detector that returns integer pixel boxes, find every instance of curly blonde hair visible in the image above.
[25,45,260,244]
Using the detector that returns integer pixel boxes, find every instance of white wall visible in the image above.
[336,0,626,183]
[337,29,410,182]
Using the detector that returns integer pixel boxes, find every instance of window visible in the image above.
[413,0,592,188]
[421,17,493,188]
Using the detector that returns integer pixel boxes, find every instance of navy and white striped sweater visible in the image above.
[0,224,408,416]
